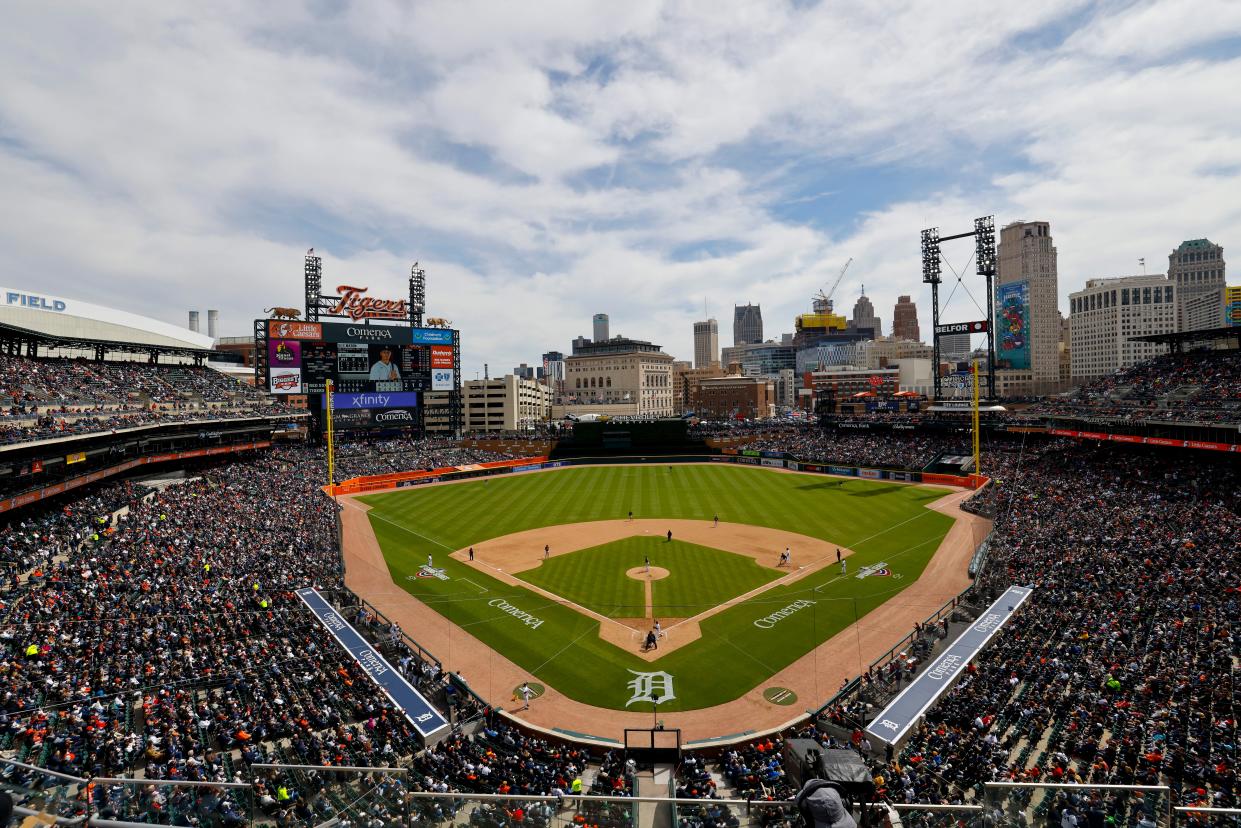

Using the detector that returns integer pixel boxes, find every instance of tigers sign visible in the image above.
[325,285,409,321]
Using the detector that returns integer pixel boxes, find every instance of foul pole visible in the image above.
[325,378,337,487]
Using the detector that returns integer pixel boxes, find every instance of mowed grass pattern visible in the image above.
[518,537,782,618]
[361,465,955,716]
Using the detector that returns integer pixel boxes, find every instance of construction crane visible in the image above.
[812,257,852,314]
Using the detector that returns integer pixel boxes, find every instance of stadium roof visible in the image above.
[1129,326,1241,348]
[0,319,215,360]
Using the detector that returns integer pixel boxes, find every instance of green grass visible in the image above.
[516,536,783,618]
[361,464,957,714]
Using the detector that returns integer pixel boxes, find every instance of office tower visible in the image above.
[1168,239,1226,331]
[733,303,763,346]
[693,318,719,369]
[892,296,920,341]
[593,313,610,342]
[997,220,1061,393]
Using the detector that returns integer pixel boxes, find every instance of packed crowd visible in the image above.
[1032,350,1241,424]
[1,405,1237,825]
[0,441,644,825]
[333,437,529,480]
[704,441,1238,824]
[0,355,287,444]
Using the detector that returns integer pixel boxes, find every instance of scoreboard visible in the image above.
[262,319,455,396]
[260,319,457,433]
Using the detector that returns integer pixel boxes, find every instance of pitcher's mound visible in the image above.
[625,566,669,580]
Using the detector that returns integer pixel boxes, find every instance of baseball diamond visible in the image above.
[346,462,984,737]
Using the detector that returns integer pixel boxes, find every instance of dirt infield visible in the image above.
[340,468,990,744]
[452,519,854,657]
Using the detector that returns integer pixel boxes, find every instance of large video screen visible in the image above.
[264,320,455,396]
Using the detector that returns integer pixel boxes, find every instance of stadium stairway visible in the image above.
[637,765,674,827]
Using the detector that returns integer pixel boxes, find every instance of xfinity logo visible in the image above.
[350,393,392,407]
[346,326,394,340]
[375,409,414,422]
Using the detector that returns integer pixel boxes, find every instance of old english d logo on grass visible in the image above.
[626,670,675,707]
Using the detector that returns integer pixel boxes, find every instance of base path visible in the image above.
[340,469,990,745]
[456,518,855,657]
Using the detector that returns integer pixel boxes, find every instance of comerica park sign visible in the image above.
[934,320,989,335]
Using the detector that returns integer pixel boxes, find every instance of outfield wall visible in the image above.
[329,452,988,496]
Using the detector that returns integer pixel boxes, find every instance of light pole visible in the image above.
[651,693,660,729]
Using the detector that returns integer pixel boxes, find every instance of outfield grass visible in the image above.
[360,464,956,716]
[517,536,783,618]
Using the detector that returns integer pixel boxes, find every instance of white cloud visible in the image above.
[0,0,1237,378]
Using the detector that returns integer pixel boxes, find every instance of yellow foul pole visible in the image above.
[325,378,336,489]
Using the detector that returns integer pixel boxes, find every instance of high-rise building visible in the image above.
[997,220,1062,394]
[733,303,763,346]
[571,336,592,354]
[1184,287,1226,331]
[464,375,553,432]
[1069,275,1173,381]
[939,333,971,362]
[693,318,720,369]
[1168,239,1225,331]
[187,311,200,333]
[207,309,219,339]
[892,296,920,341]
[541,351,566,394]
[561,338,675,417]
[593,313,610,343]
[850,290,882,338]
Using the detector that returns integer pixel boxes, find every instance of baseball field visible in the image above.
[359,464,956,713]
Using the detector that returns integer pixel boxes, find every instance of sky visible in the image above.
[2,0,1239,378]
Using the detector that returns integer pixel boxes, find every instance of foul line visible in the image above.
[529,621,603,676]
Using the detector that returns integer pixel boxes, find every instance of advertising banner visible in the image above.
[1226,286,1241,327]
[828,465,857,476]
[411,328,454,344]
[760,458,784,467]
[268,339,302,368]
[431,345,454,368]
[66,451,86,465]
[994,281,1031,369]
[267,320,323,340]
[325,391,420,410]
[269,367,303,394]
[859,468,884,479]
[431,368,454,391]
[332,407,419,430]
[888,471,919,482]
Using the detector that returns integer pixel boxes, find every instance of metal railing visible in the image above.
[5,762,1234,828]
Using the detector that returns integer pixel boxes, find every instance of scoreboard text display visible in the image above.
[265,320,455,396]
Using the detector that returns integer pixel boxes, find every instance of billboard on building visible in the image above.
[994,281,1031,370]
[1226,286,1241,328]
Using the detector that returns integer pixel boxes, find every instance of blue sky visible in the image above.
[1,0,1239,377]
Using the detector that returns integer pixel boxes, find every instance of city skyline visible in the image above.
[2,3,1239,376]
